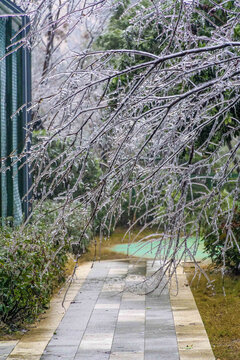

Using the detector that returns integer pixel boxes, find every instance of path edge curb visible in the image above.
[170,266,215,360]
[6,262,92,360]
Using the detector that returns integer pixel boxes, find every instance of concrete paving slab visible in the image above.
[7,262,92,360]
[110,268,146,356]
[78,333,114,350]
[5,259,215,360]
[0,342,18,360]
[74,262,127,360]
[170,266,215,360]
[145,261,179,360]
[74,350,110,360]
[41,262,112,360]
[109,351,144,360]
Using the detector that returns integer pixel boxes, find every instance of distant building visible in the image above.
[0,0,31,225]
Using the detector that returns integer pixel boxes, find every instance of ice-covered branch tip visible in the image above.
[4,0,240,285]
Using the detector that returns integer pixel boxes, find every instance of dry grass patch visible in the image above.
[78,227,154,264]
[186,267,240,360]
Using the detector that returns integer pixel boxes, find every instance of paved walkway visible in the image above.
[2,260,215,360]
[41,260,178,360]
[0,342,18,360]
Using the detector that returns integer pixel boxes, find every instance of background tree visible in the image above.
[3,0,240,283]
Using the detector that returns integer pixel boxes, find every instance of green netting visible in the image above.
[0,19,7,225]
[0,17,24,225]
[12,26,23,225]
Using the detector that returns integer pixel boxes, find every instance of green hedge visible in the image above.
[0,198,93,331]
[0,224,69,330]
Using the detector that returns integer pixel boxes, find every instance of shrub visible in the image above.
[33,200,93,254]
[204,202,240,273]
[0,198,95,331]
[0,224,69,329]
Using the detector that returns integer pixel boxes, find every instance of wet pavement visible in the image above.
[0,342,18,360]
[5,260,215,360]
[41,260,179,360]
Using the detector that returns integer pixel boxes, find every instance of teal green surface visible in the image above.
[112,237,208,261]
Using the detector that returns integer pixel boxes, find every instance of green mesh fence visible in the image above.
[0,19,7,225]
[12,26,23,225]
[0,17,24,225]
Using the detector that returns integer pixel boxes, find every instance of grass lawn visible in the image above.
[186,267,240,360]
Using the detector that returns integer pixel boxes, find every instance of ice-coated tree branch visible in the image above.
[3,0,240,290]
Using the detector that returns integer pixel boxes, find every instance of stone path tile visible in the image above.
[40,260,180,360]
[170,266,215,360]
[145,261,179,360]
[110,352,144,360]
[110,262,146,358]
[0,341,18,360]
[41,261,117,359]
[6,259,215,360]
